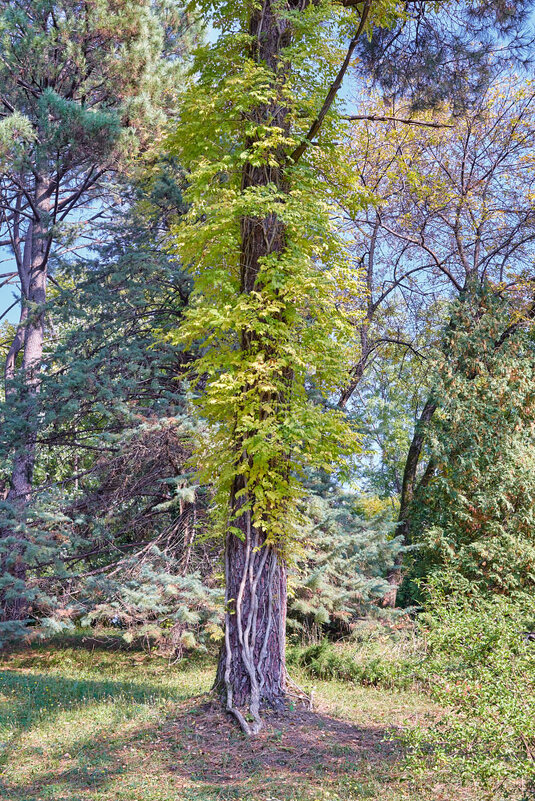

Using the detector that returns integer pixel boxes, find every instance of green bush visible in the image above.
[287,638,419,690]
[406,586,535,797]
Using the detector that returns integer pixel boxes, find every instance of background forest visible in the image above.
[0,1,534,799]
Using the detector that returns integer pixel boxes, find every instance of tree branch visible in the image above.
[343,114,453,129]
[289,0,372,164]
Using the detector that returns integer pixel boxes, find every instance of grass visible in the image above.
[0,634,485,801]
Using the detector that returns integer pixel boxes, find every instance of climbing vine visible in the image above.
[166,0,380,540]
[165,0,400,731]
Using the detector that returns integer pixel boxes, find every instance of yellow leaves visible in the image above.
[160,0,377,548]
[204,622,224,642]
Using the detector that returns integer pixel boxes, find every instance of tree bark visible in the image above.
[214,495,287,714]
[7,179,50,502]
[338,327,372,408]
[382,396,437,607]
[209,0,373,730]
[1,178,51,623]
[213,0,299,732]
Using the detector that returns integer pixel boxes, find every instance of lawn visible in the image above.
[0,636,482,801]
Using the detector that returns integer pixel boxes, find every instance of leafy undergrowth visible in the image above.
[0,636,487,801]
[290,611,535,800]
[287,642,420,691]
[288,619,425,691]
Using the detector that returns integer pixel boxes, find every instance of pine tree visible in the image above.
[0,193,208,643]
[0,0,192,621]
[289,472,403,642]
[356,0,534,111]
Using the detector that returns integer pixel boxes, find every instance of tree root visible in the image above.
[285,673,313,710]
[222,512,281,736]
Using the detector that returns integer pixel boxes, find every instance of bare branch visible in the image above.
[290,0,372,165]
[343,114,453,129]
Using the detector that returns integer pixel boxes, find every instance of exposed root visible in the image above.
[222,509,281,736]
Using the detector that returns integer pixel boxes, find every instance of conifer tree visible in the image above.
[0,183,203,643]
[0,0,191,620]
[409,288,535,599]
[356,0,534,110]
[289,472,403,642]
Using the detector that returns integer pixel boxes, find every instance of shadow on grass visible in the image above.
[2,630,152,656]
[0,725,142,800]
[0,666,405,801]
[0,667,206,800]
[0,700,403,801]
[0,668,192,733]
[159,699,401,784]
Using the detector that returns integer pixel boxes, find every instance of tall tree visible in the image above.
[168,0,386,733]
[324,79,535,604]
[0,0,190,620]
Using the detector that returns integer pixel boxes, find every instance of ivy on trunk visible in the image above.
[167,0,387,733]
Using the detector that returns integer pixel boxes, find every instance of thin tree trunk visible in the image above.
[382,396,437,607]
[4,221,32,389]
[338,330,371,408]
[8,183,49,503]
[1,300,30,623]
[1,179,50,623]
[338,213,380,408]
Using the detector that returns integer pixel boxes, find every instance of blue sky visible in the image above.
[0,22,360,329]
[0,251,20,326]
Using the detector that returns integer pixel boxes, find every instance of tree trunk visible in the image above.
[382,396,437,607]
[214,500,287,715]
[214,0,298,732]
[215,483,288,732]
[338,332,371,408]
[8,184,49,504]
[1,178,50,623]
[338,213,379,409]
